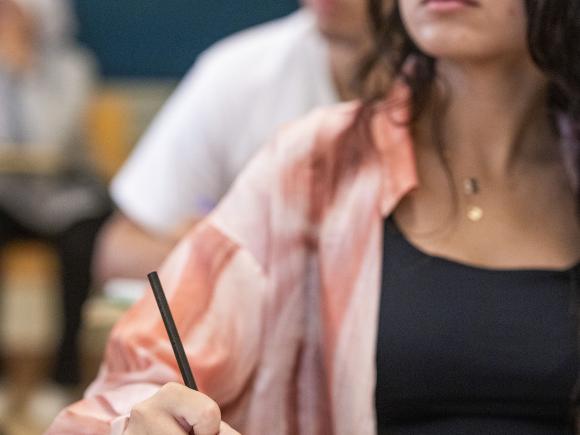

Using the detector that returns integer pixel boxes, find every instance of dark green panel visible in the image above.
[74,0,299,78]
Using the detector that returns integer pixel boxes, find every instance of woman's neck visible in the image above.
[418,58,557,179]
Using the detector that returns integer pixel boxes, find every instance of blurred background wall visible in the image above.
[75,0,299,78]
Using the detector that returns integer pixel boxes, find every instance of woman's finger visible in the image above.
[125,408,191,435]
[219,421,242,435]
[154,382,222,435]
[124,383,241,435]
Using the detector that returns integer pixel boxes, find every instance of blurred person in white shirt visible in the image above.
[94,0,375,283]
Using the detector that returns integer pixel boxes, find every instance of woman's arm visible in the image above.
[46,141,278,434]
[91,211,197,283]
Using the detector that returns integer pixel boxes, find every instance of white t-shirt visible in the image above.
[111,9,339,235]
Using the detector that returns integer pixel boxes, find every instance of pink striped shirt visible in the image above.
[47,86,418,435]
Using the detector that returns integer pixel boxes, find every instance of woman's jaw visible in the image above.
[399,0,531,66]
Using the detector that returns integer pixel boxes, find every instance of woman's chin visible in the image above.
[414,36,500,64]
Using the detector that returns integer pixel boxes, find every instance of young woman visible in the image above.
[48,0,580,434]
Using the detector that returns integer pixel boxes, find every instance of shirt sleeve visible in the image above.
[46,140,277,435]
[111,51,237,236]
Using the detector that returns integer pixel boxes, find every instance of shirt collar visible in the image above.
[370,84,580,217]
[370,83,418,216]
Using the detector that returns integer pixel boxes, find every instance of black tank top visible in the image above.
[376,218,580,434]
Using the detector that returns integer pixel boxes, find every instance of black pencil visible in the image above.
[147,271,197,390]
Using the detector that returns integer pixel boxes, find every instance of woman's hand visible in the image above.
[124,382,240,435]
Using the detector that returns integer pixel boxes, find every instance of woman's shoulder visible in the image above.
[270,84,411,167]
[264,86,413,219]
[269,101,366,165]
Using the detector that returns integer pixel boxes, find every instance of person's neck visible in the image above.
[419,58,556,179]
[328,39,367,101]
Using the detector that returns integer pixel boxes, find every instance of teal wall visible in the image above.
[74,0,299,79]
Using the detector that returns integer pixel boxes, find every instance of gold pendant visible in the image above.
[463,178,480,195]
[467,206,483,222]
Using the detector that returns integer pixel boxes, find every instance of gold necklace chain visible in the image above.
[463,177,483,222]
